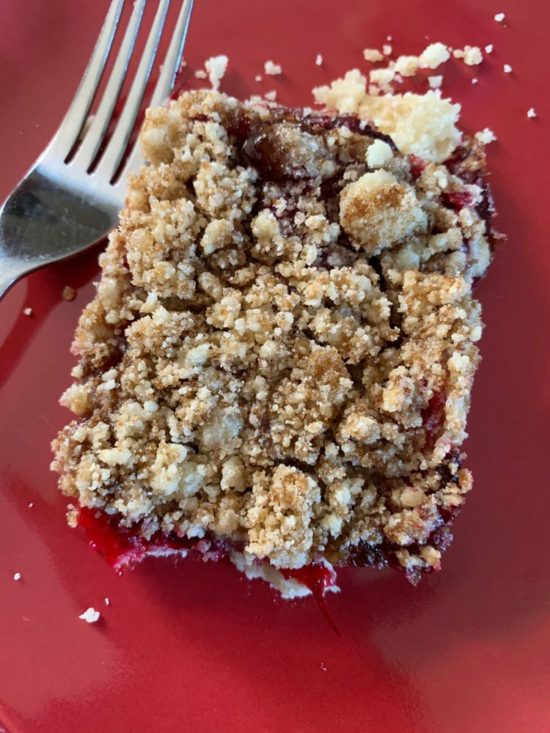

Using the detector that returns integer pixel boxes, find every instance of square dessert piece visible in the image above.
[52,90,495,598]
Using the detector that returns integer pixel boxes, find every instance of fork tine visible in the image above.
[95,0,171,183]
[116,0,195,181]
[50,0,125,159]
[73,0,146,171]
[149,0,194,108]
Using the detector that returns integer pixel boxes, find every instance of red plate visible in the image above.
[1,1,549,731]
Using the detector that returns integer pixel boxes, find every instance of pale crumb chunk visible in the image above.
[418,42,450,69]
[455,46,483,66]
[428,75,443,89]
[79,607,101,624]
[382,44,392,56]
[264,60,282,75]
[386,35,393,41]
[494,12,505,22]
[205,55,228,91]
[472,78,479,85]
[62,286,76,301]
[527,107,537,119]
[366,139,394,168]
[13,572,22,581]
[255,74,262,82]
[264,90,277,102]
[23,307,33,316]
[315,54,323,66]
[363,48,384,63]
[194,69,207,79]
[104,597,111,606]
[28,502,34,508]
[394,55,419,77]
[503,64,513,74]
[475,127,497,144]
[485,44,494,53]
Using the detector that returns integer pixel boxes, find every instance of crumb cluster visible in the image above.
[52,90,495,583]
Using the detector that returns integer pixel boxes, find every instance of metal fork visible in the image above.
[0,0,194,299]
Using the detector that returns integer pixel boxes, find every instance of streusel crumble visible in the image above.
[52,89,496,598]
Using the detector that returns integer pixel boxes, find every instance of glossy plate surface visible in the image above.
[1,1,549,731]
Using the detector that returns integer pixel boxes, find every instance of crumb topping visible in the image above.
[52,90,495,579]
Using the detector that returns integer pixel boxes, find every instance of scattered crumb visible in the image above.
[386,35,392,41]
[485,44,494,53]
[472,78,479,85]
[62,286,76,301]
[454,46,483,66]
[363,48,384,63]
[180,60,187,68]
[382,44,392,56]
[527,107,537,118]
[23,307,33,316]
[104,597,111,606]
[428,75,443,89]
[494,12,505,23]
[194,69,207,79]
[475,127,497,144]
[394,55,419,77]
[254,74,262,82]
[28,502,34,508]
[503,64,513,74]
[264,90,277,102]
[264,60,282,75]
[418,42,450,69]
[205,55,228,91]
[315,54,323,66]
[320,662,328,672]
[13,572,22,581]
[79,607,101,624]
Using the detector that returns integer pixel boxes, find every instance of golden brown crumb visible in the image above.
[62,286,76,301]
[52,91,495,583]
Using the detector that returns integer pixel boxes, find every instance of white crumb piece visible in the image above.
[23,307,33,316]
[418,42,450,69]
[363,48,384,63]
[472,78,479,85]
[13,572,22,581]
[503,63,513,74]
[28,502,34,508]
[79,607,101,624]
[369,68,396,87]
[527,107,537,118]
[428,75,443,89]
[180,60,187,68]
[62,285,76,301]
[264,90,277,102]
[264,60,282,75]
[494,12,505,22]
[485,44,494,53]
[475,127,497,144]
[382,44,392,56]
[315,54,323,66]
[194,69,207,79]
[205,55,228,91]
[386,35,392,41]
[461,46,483,66]
[313,69,367,114]
[104,597,111,606]
[254,74,262,82]
[366,139,394,168]
[394,55,420,77]
[320,662,328,671]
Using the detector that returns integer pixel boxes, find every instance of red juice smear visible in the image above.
[282,563,341,635]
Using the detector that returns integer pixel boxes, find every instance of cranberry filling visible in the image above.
[76,507,338,599]
[442,190,476,211]
[422,389,447,451]
[408,153,427,180]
